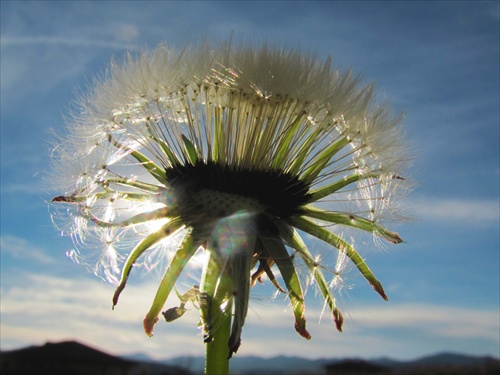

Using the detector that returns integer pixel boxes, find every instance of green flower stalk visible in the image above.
[50,40,410,374]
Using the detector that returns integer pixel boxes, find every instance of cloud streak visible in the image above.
[1,235,56,264]
[1,272,498,360]
[1,35,138,50]
[411,197,499,226]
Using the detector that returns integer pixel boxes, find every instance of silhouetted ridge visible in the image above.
[0,341,191,375]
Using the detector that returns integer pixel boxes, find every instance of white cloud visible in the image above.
[411,197,499,226]
[112,23,140,43]
[0,182,46,196]
[1,40,97,105]
[1,272,498,360]
[344,304,499,341]
[0,273,204,359]
[0,35,136,50]
[239,299,500,358]
[0,34,138,108]
[1,235,56,264]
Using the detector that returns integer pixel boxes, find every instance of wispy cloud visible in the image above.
[0,273,204,359]
[345,304,499,341]
[411,197,499,226]
[0,33,138,107]
[1,181,47,196]
[239,300,500,359]
[1,273,498,360]
[1,35,138,50]
[1,235,56,264]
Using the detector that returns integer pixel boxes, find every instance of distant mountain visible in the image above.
[161,351,500,375]
[324,359,391,374]
[166,353,500,375]
[407,352,498,367]
[163,355,331,374]
[0,340,191,375]
[123,351,159,363]
[371,352,500,373]
[2,341,499,375]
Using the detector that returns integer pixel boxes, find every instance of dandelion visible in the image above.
[50,40,410,374]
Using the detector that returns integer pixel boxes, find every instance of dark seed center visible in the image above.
[165,161,311,218]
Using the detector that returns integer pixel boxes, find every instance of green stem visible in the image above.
[205,274,233,375]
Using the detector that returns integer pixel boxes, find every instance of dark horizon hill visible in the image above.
[0,340,191,375]
[1,340,499,375]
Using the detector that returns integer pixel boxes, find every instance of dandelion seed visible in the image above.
[50,40,411,372]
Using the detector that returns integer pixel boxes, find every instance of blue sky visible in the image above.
[1,0,499,362]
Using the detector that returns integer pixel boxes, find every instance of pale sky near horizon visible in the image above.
[1,1,499,362]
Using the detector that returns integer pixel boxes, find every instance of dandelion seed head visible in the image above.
[50,39,412,355]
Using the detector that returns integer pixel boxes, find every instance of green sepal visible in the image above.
[308,172,377,202]
[211,106,224,163]
[258,234,311,340]
[112,219,183,308]
[129,148,168,183]
[182,134,202,164]
[287,125,325,176]
[227,247,254,357]
[251,258,286,293]
[272,115,304,170]
[199,251,220,343]
[52,180,163,205]
[152,135,182,167]
[274,220,344,331]
[84,207,172,228]
[289,216,388,301]
[143,228,198,336]
[101,177,164,193]
[301,136,350,181]
[108,135,167,183]
[302,205,403,244]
